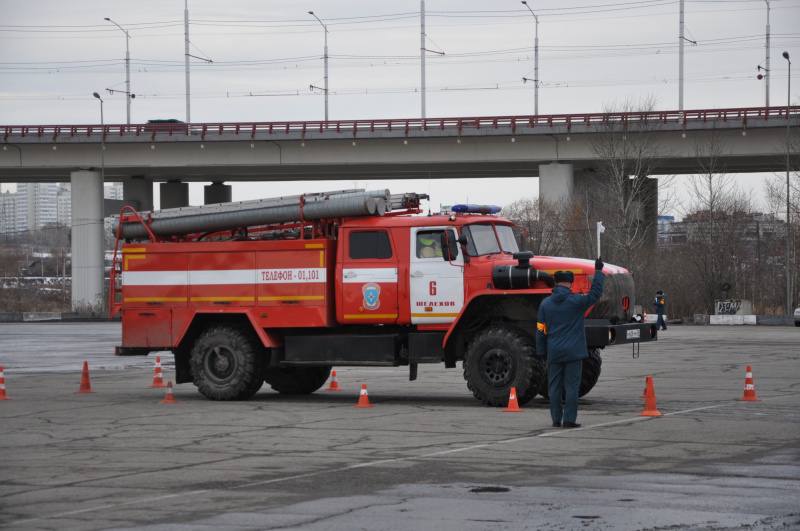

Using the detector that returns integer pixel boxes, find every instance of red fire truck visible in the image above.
[111,189,656,405]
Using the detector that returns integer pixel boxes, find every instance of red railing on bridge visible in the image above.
[3,106,797,142]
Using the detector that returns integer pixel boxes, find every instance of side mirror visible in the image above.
[440,230,459,262]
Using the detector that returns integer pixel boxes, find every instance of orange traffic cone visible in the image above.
[640,375,661,417]
[0,366,9,400]
[741,365,759,401]
[326,370,341,392]
[355,383,373,408]
[76,360,93,394]
[160,381,176,404]
[504,386,522,412]
[150,356,165,388]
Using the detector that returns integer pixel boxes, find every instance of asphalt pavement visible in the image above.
[0,323,798,530]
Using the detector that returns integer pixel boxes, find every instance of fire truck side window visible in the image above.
[416,230,444,258]
[349,230,393,259]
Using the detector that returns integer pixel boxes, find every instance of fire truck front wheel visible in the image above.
[263,366,331,395]
[189,325,264,400]
[463,326,536,407]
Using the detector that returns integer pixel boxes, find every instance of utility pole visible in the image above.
[308,11,329,122]
[677,0,696,110]
[783,51,792,315]
[182,0,211,129]
[184,0,190,125]
[765,0,771,107]
[521,1,539,115]
[679,0,684,110]
[420,0,426,119]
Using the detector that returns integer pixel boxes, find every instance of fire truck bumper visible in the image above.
[584,320,658,349]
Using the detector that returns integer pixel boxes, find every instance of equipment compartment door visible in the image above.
[337,228,399,324]
[409,227,464,324]
[122,308,172,348]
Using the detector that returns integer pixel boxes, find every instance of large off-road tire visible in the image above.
[519,357,547,404]
[579,349,602,397]
[463,326,536,407]
[539,349,603,400]
[189,325,265,401]
[263,366,331,395]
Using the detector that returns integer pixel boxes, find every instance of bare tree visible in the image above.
[681,132,754,312]
[502,197,567,256]
[588,97,668,271]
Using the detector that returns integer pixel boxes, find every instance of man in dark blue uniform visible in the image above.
[653,290,667,331]
[536,258,605,428]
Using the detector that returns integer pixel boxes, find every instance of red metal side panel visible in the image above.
[121,245,188,349]
[121,245,189,307]
[254,242,331,327]
[188,251,256,307]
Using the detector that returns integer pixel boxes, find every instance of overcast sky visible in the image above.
[1,0,798,217]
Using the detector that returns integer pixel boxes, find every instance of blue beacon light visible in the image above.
[451,204,502,215]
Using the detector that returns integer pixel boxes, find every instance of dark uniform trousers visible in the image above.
[548,360,582,425]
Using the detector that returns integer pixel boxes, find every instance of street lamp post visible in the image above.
[92,93,105,182]
[521,0,539,116]
[104,17,132,125]
[764,0,771,107]
[308,10,329,122]
[782,50,792,315]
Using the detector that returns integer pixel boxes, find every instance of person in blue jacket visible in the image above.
[536,258,605,428]
[653,290,667,331]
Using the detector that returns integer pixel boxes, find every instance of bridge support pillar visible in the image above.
[122,176,153,212]
[204,181,232,204]
[538,162,574,205]
[160,180,189,209]
[70,170,104,312]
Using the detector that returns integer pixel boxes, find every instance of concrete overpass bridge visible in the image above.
[1,106,798,309]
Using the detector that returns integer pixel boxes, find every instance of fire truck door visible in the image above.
[409,227,464,324]
[338,229,399,323]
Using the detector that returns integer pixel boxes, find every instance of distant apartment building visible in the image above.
[0,182,124,234]
[658,210,787,255]
[56,184,71,226]
[656,215,675,245]
[0,190,18,233]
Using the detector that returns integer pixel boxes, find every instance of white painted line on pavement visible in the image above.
[8,395,792,526]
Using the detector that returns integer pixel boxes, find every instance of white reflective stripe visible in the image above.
[343,268,398,283]
[123,271,188,286]
[360,388,368,395]
[745,384,754,390]
[746,372,753,378]
[190,269,255,285]
[122,268,327,286]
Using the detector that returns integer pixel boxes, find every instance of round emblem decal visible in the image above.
[362,283,381,311]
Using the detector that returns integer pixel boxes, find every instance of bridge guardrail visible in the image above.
[3,106,798,141]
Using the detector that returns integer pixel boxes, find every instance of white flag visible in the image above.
[597,221,606,234]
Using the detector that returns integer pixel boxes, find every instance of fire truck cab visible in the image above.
[112,190,656,406]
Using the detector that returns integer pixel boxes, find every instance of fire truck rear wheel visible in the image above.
[189,325,264,401]
[463,325,536,407]
[263,366,331,395]
[539,349,603,400]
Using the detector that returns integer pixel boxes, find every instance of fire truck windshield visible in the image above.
[462,224,519,256]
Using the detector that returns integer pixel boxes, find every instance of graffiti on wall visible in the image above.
[715,300,742,315]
